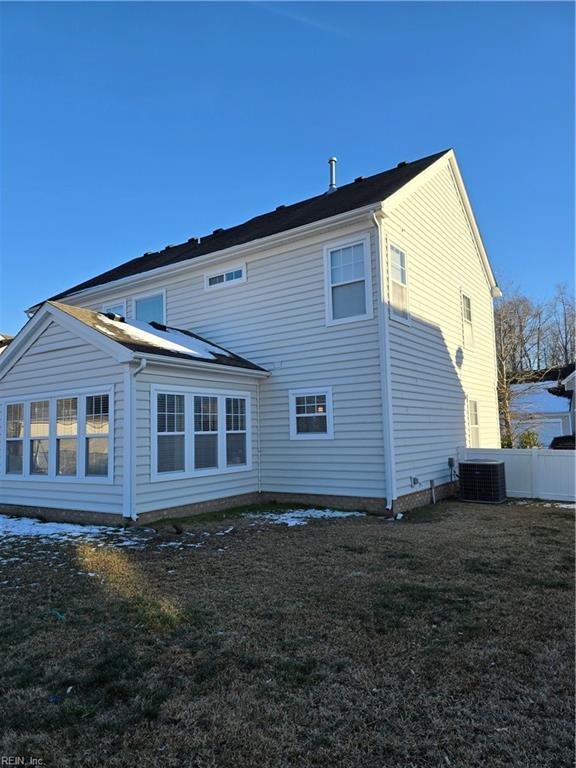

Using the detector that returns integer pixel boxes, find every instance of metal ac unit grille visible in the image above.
[459,461,506,503]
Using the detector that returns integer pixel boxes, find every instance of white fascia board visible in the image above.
[380,149,500,294]
[29,205,378,310]
[138,353,270,379]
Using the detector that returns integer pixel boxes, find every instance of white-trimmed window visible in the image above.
[325,238,372,324]
[56,397,78,476]
[205,264,246,290]
[157,394,185,473]
[5,403,24,474]
[134,292,165,324]
[30,400,50,475]
[1,389,113,481]
[194,396,218,470]
[102,301,126,317]
[468,399,480,448]
[289,388,334,440]
[462,293,474,348]
[226,397,247,466]
[152,388,251,479]
[389,244,409,322]
[85,395,110,476]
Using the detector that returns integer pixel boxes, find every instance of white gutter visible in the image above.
[134,352,270,379]
[28,204,378,311]
[122,357,147,521]
[372,208,397,509]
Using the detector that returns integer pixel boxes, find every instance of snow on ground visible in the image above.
[513,500,575,509]
[245,508,365,527]
[0,515,145,547]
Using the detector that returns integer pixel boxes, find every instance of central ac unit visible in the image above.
[459,461,506,503]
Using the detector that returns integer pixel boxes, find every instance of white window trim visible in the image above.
[150,384,252,482]
[102,300,127,317]
[289,387,334,441]
[388,242,411,325]
[133,288,167,325]
[461,290,474,349]
[324,235,373,327]
[204,263,247,291]
[467,397,480,448]
[0,385,115,484]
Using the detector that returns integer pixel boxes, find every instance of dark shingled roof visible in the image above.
[49,150,450,301]
[511,363,575,386]
[51,302,266,371]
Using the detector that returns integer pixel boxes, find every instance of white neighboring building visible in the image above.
[510,378,573,447]
[0,149,503,524]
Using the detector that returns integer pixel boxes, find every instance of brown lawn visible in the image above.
[0,500,574,767]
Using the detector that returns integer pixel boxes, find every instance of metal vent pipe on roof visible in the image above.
[328,156,337,193]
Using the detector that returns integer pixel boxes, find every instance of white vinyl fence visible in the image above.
[458,447,575,502]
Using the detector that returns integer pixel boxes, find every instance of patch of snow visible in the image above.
[94,315,231,361]
[215,526,234,536]
[510,382,570,414]
[0,514,147,548]
[246,508,365,527]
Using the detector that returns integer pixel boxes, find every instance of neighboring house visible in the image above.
[0,149,502,524]
[510,364,575,447]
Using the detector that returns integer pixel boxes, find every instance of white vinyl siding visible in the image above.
[383,162,500,497]
[0,320,124,515]
[71,223,387,504]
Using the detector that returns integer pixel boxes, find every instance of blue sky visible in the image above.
[1,1,573,335]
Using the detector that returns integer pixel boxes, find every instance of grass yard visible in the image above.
[1,500,574,767]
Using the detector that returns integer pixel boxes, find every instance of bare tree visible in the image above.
[493,286,574,446]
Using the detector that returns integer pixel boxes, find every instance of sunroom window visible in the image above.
[30,400,50,475]
[85,395,109,476]
[5,403,24,474]
[157,394,185,473]
[56,397,78,476]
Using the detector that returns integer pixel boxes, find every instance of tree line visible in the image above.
[494,283,575,446]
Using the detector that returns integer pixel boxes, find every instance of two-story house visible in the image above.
[0,149,501,524]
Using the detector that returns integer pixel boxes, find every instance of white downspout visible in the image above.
[123,357,147,522]
[256,381,262,494]
[372,209,398,509]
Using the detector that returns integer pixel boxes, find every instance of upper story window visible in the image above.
[134,292,165,324]
[102,301,126,318]
[325,238,372,325]
[205,264,246,290]
[389,245,409,322]
[462,293,474,348]
[2,391,112,481]
[289,388,334,440]
[468,399,480,448]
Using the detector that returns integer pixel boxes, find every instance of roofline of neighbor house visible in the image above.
[26,150,500,312]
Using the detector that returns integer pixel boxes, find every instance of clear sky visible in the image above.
[0,1,573,335]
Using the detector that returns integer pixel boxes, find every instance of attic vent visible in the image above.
[354,176,364,183]
[276,204,286,211]
[397,161,407,168]
[187,237,199,245]
[212,228,224,235]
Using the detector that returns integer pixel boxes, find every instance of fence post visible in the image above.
[530,447,539,499]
